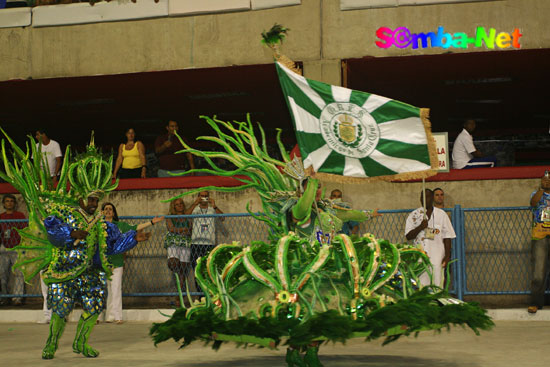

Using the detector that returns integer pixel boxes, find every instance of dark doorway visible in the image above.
[344,49,550,166]
[0,63,297,154]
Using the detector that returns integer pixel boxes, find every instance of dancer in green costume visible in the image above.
[0,132,150,359]
[149,115,493,367]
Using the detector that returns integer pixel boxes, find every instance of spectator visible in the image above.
[101,202,163,323]
[35,129,62,184]
[187,191,224,271]
[528,172,550,314]
[38,274,52,324]
[112,128,147,179]
[434,187,445,209]
[165,198,196,302]
[451,119,496,169]
[154,120,195,177]
[405,189,456,288]
[0,194,26,306]
[33,130,62,320]
[330,189,359,236]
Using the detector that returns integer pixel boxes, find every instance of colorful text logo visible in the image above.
[375,26,522,50]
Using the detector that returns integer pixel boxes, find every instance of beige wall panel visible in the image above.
[303,59,341,85]
[327,178,539,211]
[322,0,550,59]
[0,28,30,81]
[29,17,196,79]
[3,0,548,81]
[92,177,538,220]
[24,1,320,79]
[104,187,264,217]
[190,1,320,68]
[168,0,250,16]
[0,8,31,29]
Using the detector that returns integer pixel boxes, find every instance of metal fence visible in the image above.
[460,207,533,297]
[0,206,546,301]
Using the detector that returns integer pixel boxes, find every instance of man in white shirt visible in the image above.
[187,191,224,269]
[451,119,496,169]
[35,129,62,179]
[34,129,61,324]
[433,187,445,209]
[405,189,456,288]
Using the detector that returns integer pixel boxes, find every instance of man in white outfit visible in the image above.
[405,189,456,287]
[187,191,224,287]
[451,119,496,169]
[35,129,62,180]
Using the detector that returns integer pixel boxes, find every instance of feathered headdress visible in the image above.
[68,132,117,201]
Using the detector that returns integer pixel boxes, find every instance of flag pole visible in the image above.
[422,178,426,219]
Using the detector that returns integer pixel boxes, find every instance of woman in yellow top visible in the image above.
[113,128,147,178]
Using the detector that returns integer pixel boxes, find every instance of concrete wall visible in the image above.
[8,176,539,219]
[103,177,539,217]
[1,0,548,83]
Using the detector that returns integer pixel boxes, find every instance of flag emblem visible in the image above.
[275,62,437,181]
[336,114,357,144]
[320,102,380,159]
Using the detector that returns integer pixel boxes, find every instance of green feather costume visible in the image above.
[149,116,493,367]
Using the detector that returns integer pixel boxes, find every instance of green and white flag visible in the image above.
[275,62,437,181]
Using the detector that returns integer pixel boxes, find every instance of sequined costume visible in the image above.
[43,209,137,318]
[149,27,492,367]
[0,130,140,360]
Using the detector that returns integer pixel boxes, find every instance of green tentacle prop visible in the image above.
[164,115,297,238]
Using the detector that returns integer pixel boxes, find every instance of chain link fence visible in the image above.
[461,207,533,295]
[0,207,546,301]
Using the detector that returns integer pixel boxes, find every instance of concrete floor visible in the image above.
[1,321,549,367]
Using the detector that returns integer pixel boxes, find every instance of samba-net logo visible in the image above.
[375,26,522,50]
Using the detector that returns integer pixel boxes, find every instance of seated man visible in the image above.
[452,119,496,169]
